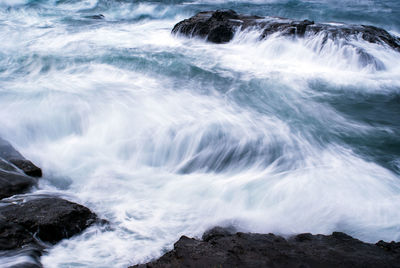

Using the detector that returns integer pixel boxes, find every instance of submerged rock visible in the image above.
[85,14,105,20]
[0,197,97,250]
[132,227,400,268]
[172,10,400,52]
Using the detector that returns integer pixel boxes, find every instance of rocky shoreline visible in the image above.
[0,138,98,267]
[132,226,400,268]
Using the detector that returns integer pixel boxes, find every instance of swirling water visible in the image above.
[0,0,400,267]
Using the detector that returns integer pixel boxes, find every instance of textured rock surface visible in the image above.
[0,170,37,200]
[172,10,259,43]
[172,10,400,52]
[0,220,34,250]
[132,227,400,268]
[8,159,42,178]
[0,197,97,250]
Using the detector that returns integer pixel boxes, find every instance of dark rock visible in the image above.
[86,14,105,20]
[8,159,42,177]
[131,227,400,268]
[0,138,98,267]
[0,220,34,250]
[0,170,37,200]
[0,138,42,178]
[172,10,255,44]
[0,158,17,172]
[172,10,400,52]
[0,197,97,248]
[0,137,42,198]
[0,138,24,160]
[376,240,400,253]
[202,225,236,241]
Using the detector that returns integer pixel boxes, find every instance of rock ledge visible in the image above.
[0,197,98,250]
[131,226,400,268]
[172,10,400,52]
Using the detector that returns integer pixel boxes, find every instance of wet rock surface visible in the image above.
[0,220,34,250]
[0,245,43,268]
[172,10,400,52]
[132,227,400,268]
[8,159,42,178]
[0,138,42,178]
[0,138,41,199]
[0,170,37,200]
[172,10,259,44]
[0,197,97,249]
[0,137,99,267]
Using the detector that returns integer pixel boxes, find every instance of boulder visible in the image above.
[0,138,42,199]
[0,220,34,250]
[0,197,97,250]
[172,10,259,44]
[172,10,400,52]
[0,138,42,177]
[8,159,42,178]
[132,227,400,268]
[0,170,37,200]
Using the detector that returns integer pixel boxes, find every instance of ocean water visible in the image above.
[0,0,399,267]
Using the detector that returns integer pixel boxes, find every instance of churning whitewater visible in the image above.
[0,0,400,267]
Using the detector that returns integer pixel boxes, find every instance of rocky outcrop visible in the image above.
[0,170,37,200]
[0,197,97,250]
[0,137,100,267]
[0,138,42,199]
[132,227,400,268]
[0,138,42,178]
[172,10,400,52]
[172,10,260,44]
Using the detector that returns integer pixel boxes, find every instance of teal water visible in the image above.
[0,0,400,267]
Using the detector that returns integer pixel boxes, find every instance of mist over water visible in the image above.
[0,0,400,267]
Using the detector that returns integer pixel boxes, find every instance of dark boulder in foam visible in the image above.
[172,10,400,69]
[131,227,400,268]
[0,137,42,199]
[0,197,97,250]
[172,10,400,50]
[172,10,261,44]
[0,138,42,177]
